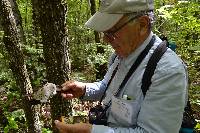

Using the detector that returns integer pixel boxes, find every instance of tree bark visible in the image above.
[31,0,40,38]
[89,0,106,80]
[0,0,41,132]
[89,0,100,43]
[36,0,71,132]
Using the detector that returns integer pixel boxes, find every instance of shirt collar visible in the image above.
[122,32,153,68]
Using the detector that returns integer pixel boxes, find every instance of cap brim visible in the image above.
[85,11,123,32]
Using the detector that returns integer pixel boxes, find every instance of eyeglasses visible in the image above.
[104,15,140,42]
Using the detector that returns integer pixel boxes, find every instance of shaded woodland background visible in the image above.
[0,0,199,132]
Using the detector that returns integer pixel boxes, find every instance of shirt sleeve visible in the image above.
[82,80,108,101]
[91,58,188,133]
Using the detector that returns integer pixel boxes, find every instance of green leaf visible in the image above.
[188,46,200,52]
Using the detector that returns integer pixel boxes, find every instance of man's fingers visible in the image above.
[54,120,68,133]
[61,93,73,100]
[62,81,77,91]
[61,80,74,87]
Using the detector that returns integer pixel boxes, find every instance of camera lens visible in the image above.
[89,112,97,121]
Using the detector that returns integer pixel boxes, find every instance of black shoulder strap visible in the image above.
[141,40,167,97]
[115,35,156,97]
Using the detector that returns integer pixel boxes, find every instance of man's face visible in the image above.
[103,15,148,58]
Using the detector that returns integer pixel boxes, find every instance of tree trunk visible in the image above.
[0,0,41,132]
[9,0,26,46]
[89,0,106,80]
[31,0,40,38]
[36,0,71,132]
[89,0,100,43]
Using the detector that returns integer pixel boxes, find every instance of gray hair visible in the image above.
[127,10,155,24]
[126,11,155,31]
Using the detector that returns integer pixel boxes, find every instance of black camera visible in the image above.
[88,105,108,125]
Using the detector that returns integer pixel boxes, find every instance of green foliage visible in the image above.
[17,0,46,88]
[4,109,26,133]
[70,42,113,82]
[66,0,114,80]
[1,0,53,131]
[4,117,18,133]
[0,29,18,94]
[24,43,46,88]
[0,32,10,86]
[86,43,113,68]
[42,128,53,133]
[196,122,200,131]
[17,0,32,32]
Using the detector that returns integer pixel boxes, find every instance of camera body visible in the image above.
[88,105,108,125]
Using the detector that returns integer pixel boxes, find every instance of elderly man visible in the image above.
[55,0,188,133]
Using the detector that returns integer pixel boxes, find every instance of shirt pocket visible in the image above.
[110,96,141,126]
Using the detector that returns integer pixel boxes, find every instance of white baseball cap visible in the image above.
[85,0,154,32]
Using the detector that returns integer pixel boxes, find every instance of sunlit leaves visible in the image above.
[16,0,32,31]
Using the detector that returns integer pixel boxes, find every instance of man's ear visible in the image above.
[138,16,150,36]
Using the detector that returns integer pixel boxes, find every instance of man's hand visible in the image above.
[60,80,86,100]
[55,120,92,133]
